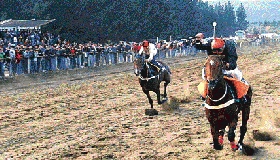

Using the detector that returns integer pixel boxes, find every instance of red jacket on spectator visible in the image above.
[15,50,21,64]
[133,44,141,53]
[70,48,76,55]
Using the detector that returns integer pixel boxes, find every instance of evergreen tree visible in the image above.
[184,0,201,37]
[197,1,216,37]
[213,2,225,37]
[164,0,195,39]
[223,1,236,36]
[0,0,251,43]
[236,3,249,30]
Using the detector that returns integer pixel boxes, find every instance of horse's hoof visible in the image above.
[218,135,224,145]
[160,98,168,104]
[145,108,158,116]
[230,142,238,151]
[161,100,166,104]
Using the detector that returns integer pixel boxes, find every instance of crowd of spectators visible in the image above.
[0,30,196,78]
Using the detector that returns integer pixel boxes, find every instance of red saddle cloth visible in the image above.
[197,77,249,99]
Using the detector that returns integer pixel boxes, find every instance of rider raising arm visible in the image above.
[194,33,241,80]
[195,33,238,70]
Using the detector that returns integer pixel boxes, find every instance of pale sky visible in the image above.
[204,0,269,1]
[202,0,280,22]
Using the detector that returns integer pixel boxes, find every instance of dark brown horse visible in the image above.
[203,55,252,151]
[133,55,171,113]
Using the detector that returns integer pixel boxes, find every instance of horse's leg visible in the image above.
[239,100,251,145]
[155,88,162,105]
[163,72,170,100]
[206,109,223,150]
[218,129,225,146]
[143,89,153,109]
[211,124,223,150]
[163,79,170,97]
[228,121,238,151]
[239,87,252,146]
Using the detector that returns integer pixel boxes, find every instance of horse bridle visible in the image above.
[206,56,228,102]
[134,55,144,75]
[207,81,228,102]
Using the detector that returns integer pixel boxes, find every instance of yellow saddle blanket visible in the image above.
[197,77,249,99]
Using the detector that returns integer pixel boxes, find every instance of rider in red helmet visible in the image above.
[138,40,161,72]
[211,38,226,54]
[195,33,240,79]
[194,33,247,103]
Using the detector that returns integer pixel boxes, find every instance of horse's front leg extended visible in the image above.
[143,89,153,109]
[211,124,223,150]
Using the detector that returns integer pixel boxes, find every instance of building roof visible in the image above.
[0,19,55,28]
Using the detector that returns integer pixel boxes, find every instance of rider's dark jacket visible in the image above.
[194,39,238,70]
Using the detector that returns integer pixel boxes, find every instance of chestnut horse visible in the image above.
[133,55,171,110]
[203,55,252,151]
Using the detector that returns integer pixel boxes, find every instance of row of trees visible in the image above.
[0,0,249,43]
[251,20,280,27]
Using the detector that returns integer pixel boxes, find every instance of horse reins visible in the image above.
[138,74,159,81]
[138,62,160,81]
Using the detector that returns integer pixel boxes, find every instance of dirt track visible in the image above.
[0,44,279,159]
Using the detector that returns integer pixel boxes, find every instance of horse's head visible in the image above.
[133,54,145,76]
[204,55,225,90]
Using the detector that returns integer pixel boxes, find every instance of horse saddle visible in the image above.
[197,77,249,99]
[148,61,164,73]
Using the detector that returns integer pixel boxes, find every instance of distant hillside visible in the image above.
[205,0,280,22]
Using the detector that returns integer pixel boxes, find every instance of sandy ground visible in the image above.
[0,44,279,160]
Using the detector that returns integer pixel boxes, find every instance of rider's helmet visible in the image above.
[195,33,204,39]
[211,38,225,55]
[142,40,149,48]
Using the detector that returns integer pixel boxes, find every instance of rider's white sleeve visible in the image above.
[147,52,154,61]
[147,44,157,61]
[223,67,243,81]
[147,46,157,61]
[150,44,157,55]
[138,46,143,55]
